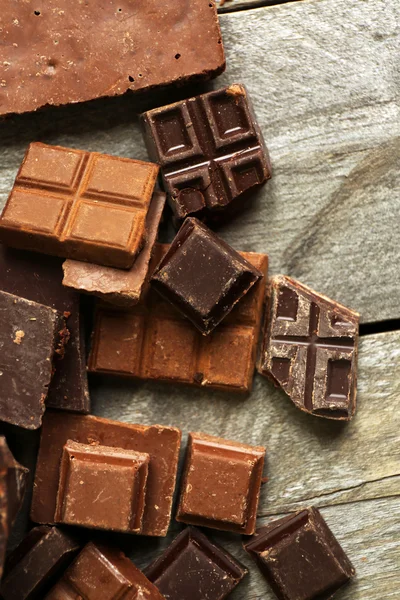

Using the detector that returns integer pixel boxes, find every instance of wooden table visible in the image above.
[0,0,399,598]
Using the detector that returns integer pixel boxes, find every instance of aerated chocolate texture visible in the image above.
[176,432,265,534]
[142,84,271,222]
[0,143,158,269]
[88,244,268,393]
[258,276,359,420]
[244,508,355,600]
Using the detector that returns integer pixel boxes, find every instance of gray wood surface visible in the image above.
[217,0,302,13]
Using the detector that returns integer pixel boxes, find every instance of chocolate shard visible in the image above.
[0,244,89,414]
[0,290,67,429]
[1,526,81,600]
[258,275,360,421]
[0,1,225,117]
[144,526,247,600]
[151,218,263,335]
[176,432,266,534]
[88,243,268,393]
[0,143,159,269]
[141,84,271,223]
[0,437,28,577]
[31,411,181,537]
[62,190,166,307]
[244,507,355,600]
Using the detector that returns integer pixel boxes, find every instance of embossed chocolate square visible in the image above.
[176,432,265,534]
[244,508,355,600]
[258,276,359,420]
[54,440,149,533]
[151,218,263,335]
[0,143,159,269]
[141,84,271,222]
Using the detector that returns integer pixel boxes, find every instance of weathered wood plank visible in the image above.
[217,0,301,14]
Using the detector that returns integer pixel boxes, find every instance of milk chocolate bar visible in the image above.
[141,84,271,222]
[0,143,158,269]
[258,276,359,420]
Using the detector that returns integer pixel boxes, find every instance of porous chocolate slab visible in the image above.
[141,84,271,223]
[0,290,66,429]
[0,143,158,269]
[244,508,355,600]
[258,275,359,420]
[31,411,181,537]
[0,244,89,413]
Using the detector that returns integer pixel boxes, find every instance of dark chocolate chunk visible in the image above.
[244,507,355,600]
[151,218,263,335]
[0,290,66,429]
[144,527,247,600]
[258,276,359,420]
[141,84,271,223]
[1,526,81,600]
[0,244,89,413]
[176,432,265,534]
[0,143,159,269]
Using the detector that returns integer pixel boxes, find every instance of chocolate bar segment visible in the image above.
[0,143,158,269]
[244,507,355,600]
[258,276,359,420]
[62,190,166,307]
[88,244,268,393]
[31,411,181,537]
[151,218,263,334]
[144,527,247,600]
[176,432,265,534]
[142,84,271,222]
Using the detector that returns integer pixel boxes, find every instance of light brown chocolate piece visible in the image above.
[55,440,149,533]
[31,411,181,537]
[176,432,266,534]
[62,191,166,306]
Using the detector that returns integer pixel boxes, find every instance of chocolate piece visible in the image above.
[0,290,66,429]
[54,440,149,533]
[0,244,89,413]
[31,410,181,537]
[45,542,165,600]
[1,526,80,600]
[258,276,360,420]
[141,84,271,222]
[62,190,166,307]
[145,527,247,600]
[0,437,28,577]
[0,143,159,269]
[151,218,263,334]
[0,1,225,117]
[88,244,268,393]
[244,508,355,600]
[176,432,265,534]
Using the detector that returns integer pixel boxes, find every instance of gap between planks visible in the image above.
[217,0,304,14]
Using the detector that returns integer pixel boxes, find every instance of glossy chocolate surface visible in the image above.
[244,507,355,600]
[0,143,158,269]
[142,84,271,222]
[258,275,359,420]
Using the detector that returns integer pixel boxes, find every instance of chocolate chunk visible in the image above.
[1,526,81,600]
[0,143,159,269]
[0,437,28,577]
[258,276,360,420]
[176,432,265,534]
[244,507,355,600]
[0,1,225,117]
[88,243,268,393]
[151,218,263,334]
[0,290,66,429]
[0,245,89,414]
[31,410,181,537]
[62,190,166,307]
[141,84,271,223]
[54,440,149,533]
[144,527,247,600]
